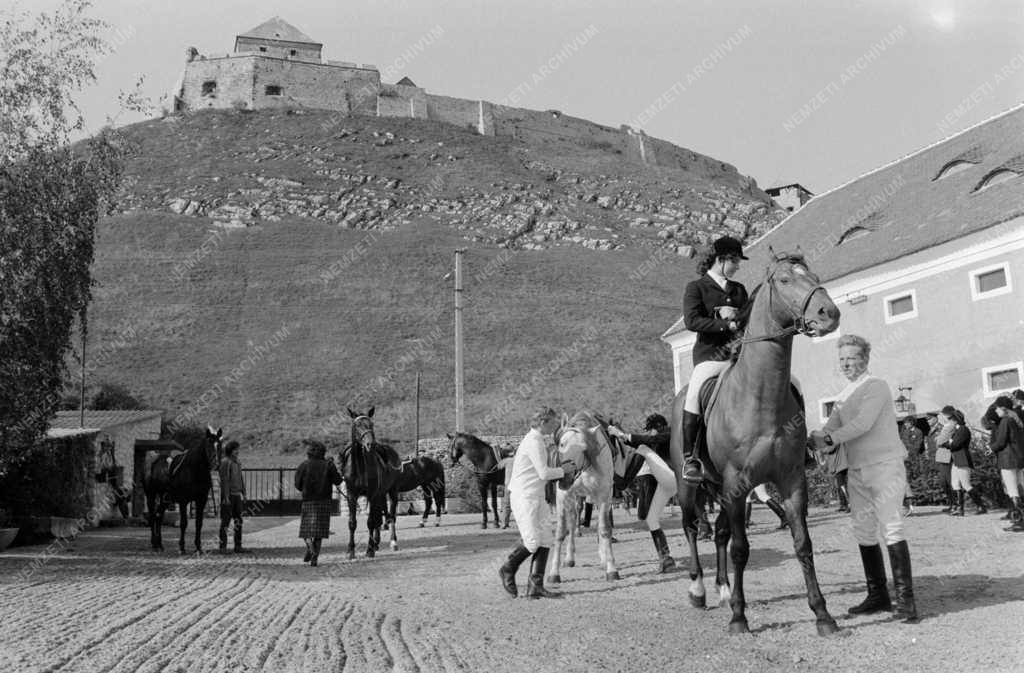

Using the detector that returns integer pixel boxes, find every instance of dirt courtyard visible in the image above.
[1,503,1022,673]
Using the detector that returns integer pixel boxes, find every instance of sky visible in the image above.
[14,0,1024,194]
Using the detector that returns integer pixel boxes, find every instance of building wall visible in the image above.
[235,36,321,63]
[181,56,256,110]
[377,83,427,118]
[94,416,162,520]
[665,217,1024,428]
[426,93,486,134]
[181,55,380,112]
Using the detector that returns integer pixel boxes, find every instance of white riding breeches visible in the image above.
[684,361,803,414]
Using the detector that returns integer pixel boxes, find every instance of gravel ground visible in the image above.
[1,504,1022,673]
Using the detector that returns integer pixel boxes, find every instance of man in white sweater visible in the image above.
[810,334,918,623]
[498,407,567,599]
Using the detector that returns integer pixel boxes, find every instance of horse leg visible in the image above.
[548,490,567,585]
[723,491,751,634]
[347,496,357,560]
[598,501,619,581]
[194,498,206,554]
[178,500,189,555]
[564,494,577,568]
[435,481,445,527]
[490,483,500,529]
[420,486,430,528]
[478,480,489,529]
[781,483,840,636]
[147,493,161,551]
[388,492,399,551]
[679,483,706,608]
[714,505,732,607]
[366,500,383,558]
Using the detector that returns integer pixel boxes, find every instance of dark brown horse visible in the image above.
[669,250,842,636]
[339,407,401,558]
[143,426,220,554]
[448,432,507,529]
[386,456,447,529]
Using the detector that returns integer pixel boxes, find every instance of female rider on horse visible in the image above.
[680,236,750,484]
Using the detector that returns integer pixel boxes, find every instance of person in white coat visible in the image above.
[810,334,918,623]
[498,407,568,599]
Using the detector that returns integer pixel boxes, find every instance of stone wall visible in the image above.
[235,36,321,63]
[181,56,255,110]
[377,83,428,119]
[493,106,629,152]
[426,93,486,134]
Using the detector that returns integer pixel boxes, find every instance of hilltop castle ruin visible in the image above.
[171,17,743,179]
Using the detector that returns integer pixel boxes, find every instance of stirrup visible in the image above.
[682,459,703,485]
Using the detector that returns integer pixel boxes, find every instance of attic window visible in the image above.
[265,85,283,96]
[836,226,870,245]
[259,46,267,52]
[201,81,217,96]
[933,160,975,180]
[973,169,1019,193]
[290,49,297,56]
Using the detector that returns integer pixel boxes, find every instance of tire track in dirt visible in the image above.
[378,615,420,673]
[332,600,354,671]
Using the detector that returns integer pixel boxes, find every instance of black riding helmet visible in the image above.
[643,413,668,431]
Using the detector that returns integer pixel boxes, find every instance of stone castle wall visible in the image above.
[425,94,487,135]
[378,83,428,119]
[235,36,321,62]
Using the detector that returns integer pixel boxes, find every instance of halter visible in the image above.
[351,415,376,448]
[739,259,825,344]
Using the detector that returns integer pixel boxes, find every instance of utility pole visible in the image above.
[79,310,87,428]
[414,371,421,456]
[454,249,466,432]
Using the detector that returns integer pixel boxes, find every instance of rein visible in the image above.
[739,264,824,344]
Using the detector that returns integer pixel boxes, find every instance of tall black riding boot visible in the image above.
[942,487,954,513]
[681,411,703,484]
[233,522,249,553]
[499,544,531,597]
[765,498,789,529]
[525,547,562,599]
[951,490,965,516]
[968,489,987,514]
[837,485,850,513]
[887,540,918,622]
[650,529,676,573]
[848,544,892,615]
[310,538,322,567]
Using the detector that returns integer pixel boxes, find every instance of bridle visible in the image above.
[352,415,375,450]
[739,259,825,344]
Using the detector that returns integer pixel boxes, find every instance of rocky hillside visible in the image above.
[83,108,785,463]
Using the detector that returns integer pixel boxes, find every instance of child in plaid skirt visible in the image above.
[295,439,342,566]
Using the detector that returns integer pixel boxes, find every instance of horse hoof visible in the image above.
[366,549,375,558]
[606,571,620,581]
[418,522,425,528]
[728,620,751,635]
[565,560,575,568]
[689,593,706,608]
[481,524,488,530]
[435,522,440,527]
[816,619,841,637]
[347,551,356,560]
[548,574,561,584]
[390,541,398,551]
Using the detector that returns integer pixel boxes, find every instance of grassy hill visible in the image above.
[80,109,784,465]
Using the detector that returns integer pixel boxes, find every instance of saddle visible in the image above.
[690,366,806,487]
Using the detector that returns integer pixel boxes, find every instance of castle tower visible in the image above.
[234,17,323,63]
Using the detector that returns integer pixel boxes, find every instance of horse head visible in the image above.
[756,249,840,338]
[348,407,376,452]
[446,432,463,467]
[203,426,223,470]
[554,411,601,489]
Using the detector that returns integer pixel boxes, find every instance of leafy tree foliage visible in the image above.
[89,382,145,410]
[0,1,134,478]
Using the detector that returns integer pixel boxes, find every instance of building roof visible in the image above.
[765,183,813,195]
[396,76,417,87]
[46,428,101,440]
[741,102,1024,286]
[237,17,320,45]
[50,410,163,430]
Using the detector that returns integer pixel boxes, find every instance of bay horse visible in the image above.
[386,455,447,528]
[339,407,402,558]
[448,432,509,529]
[549,411,628,584]
[668,250,842,636]
[143,426,220,554]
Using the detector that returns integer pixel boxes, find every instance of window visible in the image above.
[201,81,217,96]
[264,85,282,96]
[883,289,917,323]
[982,362,1023,396]
[969,262,1012,301]
[973,169,1019,193]
[289,49,297,56]
[259,46,267,52]
[819,398,838,423]
[933,160,975,181]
